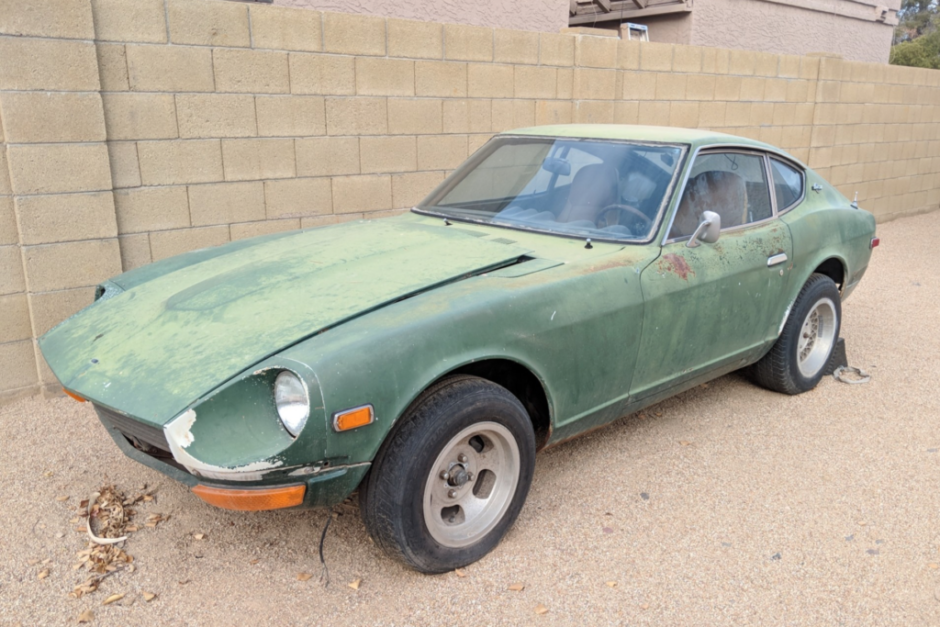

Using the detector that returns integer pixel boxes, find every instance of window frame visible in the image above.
[767,155,806,215]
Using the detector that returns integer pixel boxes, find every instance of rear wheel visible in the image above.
[359,376,536,573]
[749,273,841,395]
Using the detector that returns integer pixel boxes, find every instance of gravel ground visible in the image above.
[2,211,939,627]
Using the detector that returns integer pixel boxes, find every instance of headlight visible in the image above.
[274,371,309,437]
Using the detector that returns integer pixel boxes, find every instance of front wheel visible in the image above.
[749,273,842,395]
[359,376,536,573]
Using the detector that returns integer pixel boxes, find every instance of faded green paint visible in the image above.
[38,125,875,509]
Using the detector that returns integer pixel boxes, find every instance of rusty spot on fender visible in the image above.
[659,253,694,280]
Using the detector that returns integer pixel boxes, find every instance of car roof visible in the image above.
[503,124,801,164]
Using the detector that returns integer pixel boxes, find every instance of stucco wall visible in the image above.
[274,0,569,33]
[1,0,939,403]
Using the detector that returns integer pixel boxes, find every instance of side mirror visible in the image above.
[686,210,721,248]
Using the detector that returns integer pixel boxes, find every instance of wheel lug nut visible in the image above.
[467,472,474,481]
[458,454,468,463]
[448,489,457,498]
[439,471,449,480]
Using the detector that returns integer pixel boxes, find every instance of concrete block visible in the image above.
[22,239,122,292]
[512,99,535,127]
[222,138,295,181]
[387,99,442,135]
[325,97,387,136]
[388,18,442,59]
[468,100,492,132]
[442,100,470,133]
[699,101,727,127]
[638,100,670,126]
[214,49,289,94]
[188,181,264,226]
[639,42,673,72]
[114,186,190,234]
[0,151,10,196]
[764,78,787,103]
[0,196,16,246]
[102,93,177,140]
[289,54,355,95]
[573,101,613,125]
[7,144,111,196]
[0,341,38,393]
[416,61,467,98]
[137,139,223,185]
[573,69,616,100]
[167,0,250,47]
[360,136,417,174]
[491,100,514,132]
[613,101,639,125]
[97,44,130,91]
[623,71,655,100]
[250,4,322,52]
[557,68,573,99]
[15,192,117,245]
[0,0,94,39]
[618,40,640,70]
[0,92,105,144]
[686,74,715,101]
[467,134,493,155]
[176,94,256,138]
[107,142,141,189]
[118,232,151,270]
[356,58,415,97]
[739,77,765,101]
[0,244,25,295]
[391,171,444,209]
[715,75,742,101]
[0,293,31,343]
[230,218,300,241]
[514,66,556,100]
[754,52,779,77]
[729,49,756,76]
[536,100,572,126]
[264,177,332,218]
[576,35,617,69]
[654,74,686,101]
[126,44,215,92]
[256,96,325,137]
[91,0,166,43]
[494,29,539,65]
[468,64,514,98]
[417,135,468,171]
[786,80,811,103]
[672,45,702,73]
[669,102,700,128]
[539,33,574,67]
[296,136,360,176]
[323,11,385,56]
[27,287,95,337]
[778,55,801,79]
[0,38,99,91]
[332,175,391,213]
[149,226,229,261]
[444,24,493,62]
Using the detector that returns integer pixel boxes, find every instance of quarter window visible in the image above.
[669,152,773,239]
[770,158,803,211]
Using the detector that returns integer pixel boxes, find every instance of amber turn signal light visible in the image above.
[191,484,306,511]
[63,389,86,403]
[333,404,375,432]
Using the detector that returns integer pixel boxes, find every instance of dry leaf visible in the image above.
[193,533,205,540]
[606,581,618,588]
[38,569,50,580]
[679,440,692,446]
[27,559,39,566]
[508,583,525,592]
[77,609,94,623]
[296,573,313,581]
[454,568,467,578]
[348,578,362,590]
[249,559,260,565]
[57,496,70,502]
[142,592,156,602]
[102,593,124,606]
[534,604,549,615]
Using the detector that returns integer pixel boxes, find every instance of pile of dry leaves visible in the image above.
[69,485,167,600]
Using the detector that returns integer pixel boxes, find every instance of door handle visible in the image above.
[767,253,788,267]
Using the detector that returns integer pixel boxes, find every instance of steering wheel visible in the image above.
[595,203,652,232]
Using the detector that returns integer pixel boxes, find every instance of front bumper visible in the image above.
[99,410,368,510]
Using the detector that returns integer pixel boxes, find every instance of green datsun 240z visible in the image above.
[41,125,877,572]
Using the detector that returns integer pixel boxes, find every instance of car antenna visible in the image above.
[584,238,593,249]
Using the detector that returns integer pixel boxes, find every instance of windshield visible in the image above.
[417,136,686,242]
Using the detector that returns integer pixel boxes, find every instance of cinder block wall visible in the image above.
[1,0,939,403]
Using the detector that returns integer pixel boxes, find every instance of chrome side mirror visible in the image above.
[686,210,721,248]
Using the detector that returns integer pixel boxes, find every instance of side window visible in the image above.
[770,158,803,211]
[669,152,773,239]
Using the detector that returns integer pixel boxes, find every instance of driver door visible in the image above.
[631,150,793,402]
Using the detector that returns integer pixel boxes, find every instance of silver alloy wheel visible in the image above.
[797,297,838,378]
[423,421,520,549]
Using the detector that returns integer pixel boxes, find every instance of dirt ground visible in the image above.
[2,210,939,627]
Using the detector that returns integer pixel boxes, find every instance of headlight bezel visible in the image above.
[274,370,310,438]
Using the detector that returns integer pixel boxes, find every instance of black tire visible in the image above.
[749,273,842,395]
[359,375,536,573]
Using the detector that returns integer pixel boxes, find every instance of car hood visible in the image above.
[40,219,531,424]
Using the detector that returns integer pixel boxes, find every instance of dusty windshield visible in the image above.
[417,136,686,242]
